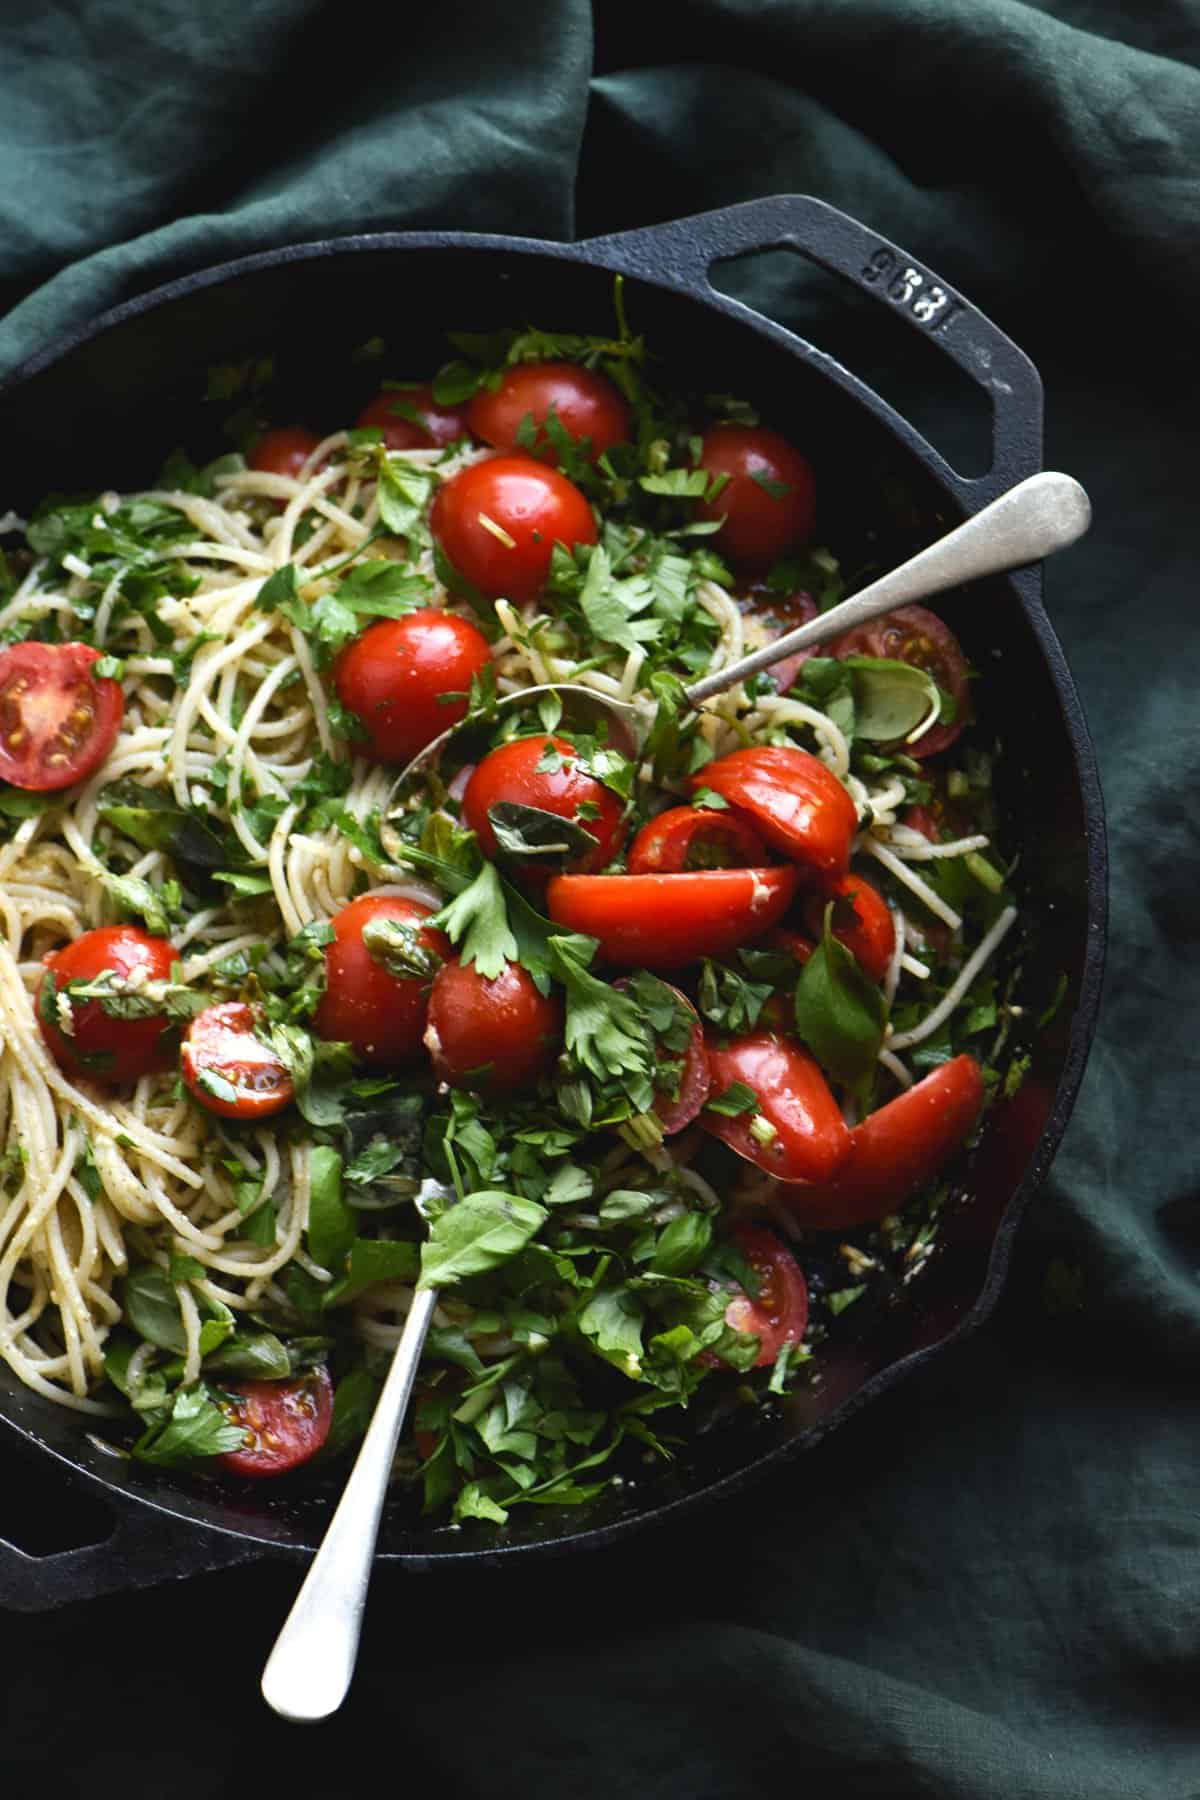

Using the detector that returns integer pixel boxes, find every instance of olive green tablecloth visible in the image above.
[3,5,1197,1794]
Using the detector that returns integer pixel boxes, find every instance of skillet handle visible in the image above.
[578,195,1042,502]
[0,1501,259,1612]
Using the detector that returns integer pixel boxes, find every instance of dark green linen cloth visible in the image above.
[3,4,1198,1794]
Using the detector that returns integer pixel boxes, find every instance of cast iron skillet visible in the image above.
[0,196,1106,1609]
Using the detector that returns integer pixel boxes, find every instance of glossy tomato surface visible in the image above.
[332,609,492,765]
[546,866,798,968]
[701,1031,850,1183]
[462,734,625,881]
[803,872,895,983]
[217,1366,334,1478]
[467,361,630,463]
[425,957,563,1091]
[248,426,322,479]
[741,585,819,696]
[828,603,969,758]
[697,425,817,569]
[724,1225,810,1366]
[314,894,449,1067]
[430,454,596,602]
[626,805,768,874]
[38,925,176,1085]
[181,1002,294,1121]
[356,384,470,451]
[692,746,857,882]
[0,642,124,792]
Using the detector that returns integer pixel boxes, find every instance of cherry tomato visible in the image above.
[216,1366,333,1478]
[430,454,597,602]
[248,426,322,480]
[38,925,176,1085]
[546,867,797,969]
[615,978,710,1133]
[181,1001,293,1121]
[356,384,469,452]
[467,361,630,464]
[828,604,969,758]
[697,425,817,569]
[762,925,815,968]
[803,872,895,983]
[462,734,625,881]
[0,642,124,792]
[691,746,857,882]
[424,957,563,1091]
[902,805,941,842]
[723,1225,809,1366]
[741,585,818,695]
[700,1031,851,1183]
[780,1055,985,1230]
[314,894,449,1067]
[626,805,768,874]
[332,610,492,765]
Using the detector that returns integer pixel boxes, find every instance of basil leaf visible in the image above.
[578,1284,645,1375]
[211,870,274,896]
[306,1147,355,1272]
[361,914,443,981]
[793,902,887,1095]
[322,1237,421,1308]
[704,1081,758,1117]
[98,779,241,871]
[842,655,941,745]
[203,1330,292,1379]
[651,1213,713,1276]
[418,1191,548,1290]
[323,1362,382,1460]
[487,801,598,862]
[123,1265,187,1354]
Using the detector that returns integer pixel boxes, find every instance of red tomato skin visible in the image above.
[803,873,895,984]
[0,642,124,792]
[701,1031,851,1183]
[691,746,857,883]
[424,957,563,1091]
[546,867,798,969]
[462,735,625,879]
[626,806,768,874]
[781,1055,986,1229]
[217,1366,334,1478]
[38,926,176,1085]
[827,604,969,758]
[903,805,941,842]
[181,1002,294,1121]
[615,977,711,1133]
[248,426,322,480]
[314,894,450,1068]
[467,361,630,463]
[356,385,469,451]
[430,454,597,602]
[724,1224,809,1366]
[332,610,492,765]
[742,586,818,696]
[697,426,817,569]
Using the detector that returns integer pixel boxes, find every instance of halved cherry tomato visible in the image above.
[697,426,817,569]
[741,585,818,696]
[181,1001,293,1120]
[803,872,895,983]
[700,1031,850,1182]
[615,977,710,1133]
[780,1055,985,1229]
[546,867,797,969]
[248,426,322,480]
[462,734,625,882]
[467,361,630,464]
[626,805,768,874]
[430,454,597,602]
[827,603,969,758]
[314,894,450,1067]
[356,384,469,451]
[0,642,124,792]
[332,609,492,765]
[723,1224,809,1366]
[38,925,176,1085]
[691,746,857,882]
[216,1366,333,1477]
[424,957,562,1091]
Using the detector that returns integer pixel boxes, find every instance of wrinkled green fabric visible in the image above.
[3,3,1198,1794]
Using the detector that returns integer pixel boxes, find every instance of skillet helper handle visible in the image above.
[579,194,1043,501]
[0,1502,256,1612]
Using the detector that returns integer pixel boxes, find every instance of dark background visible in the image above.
[3,4,1198,1794]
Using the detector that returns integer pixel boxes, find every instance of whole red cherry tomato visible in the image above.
[691,745,857,882]
[332,609,492,765]
[701,1031,850,1183]
[626,805,768,874]
[216,1366,333,1477]
[0,642,124,792]
[314,894,450,1067]
[356,384,469,451]
[38,925,176,1085]
[697,425,817,569]
[780,1055,985,1229]
[424,957,562,1091]
[741,585,818,695]
[546,867,797,969]
[248,426,322,480]
[462,734,625,881]
[430,454,597,602]
[181,1002,293,1121]
[803,872,895,983]
[467,361,630,463]
[827,604,969,758]
[722,1225,809,1366]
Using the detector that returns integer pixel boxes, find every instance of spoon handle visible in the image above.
[683,470,1091,708]
[260,1283,439,1722]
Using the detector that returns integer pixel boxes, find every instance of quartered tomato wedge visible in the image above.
[0,642,124,792]
[626,805,768,874]
[216,1366,334,1477]
[424,957,563,1092]
[700,1031,851,1183]
[38,924,176,1085]
[723,1225,809,1366]
[545,866,797,968]
[467,361,630,463]
[356,383,470,451]
[827,603,969,758]
[690,745,858,882]
[181,1002,294,1121]
[802,872,895,983]
[780,1055,985,1229]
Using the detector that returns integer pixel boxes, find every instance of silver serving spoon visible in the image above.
[260,466,1090,1723]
